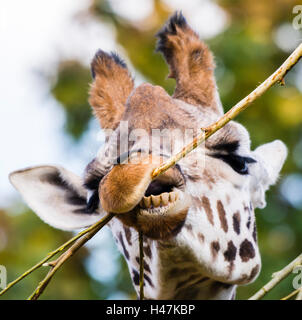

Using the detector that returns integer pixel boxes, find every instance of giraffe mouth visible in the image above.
[139,190,179,210]
[136,169,188,215]
[137,188,187,216]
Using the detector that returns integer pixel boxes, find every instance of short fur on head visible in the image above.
[156,11,219,113]
[89,50,134,130]
[10,12,287,300]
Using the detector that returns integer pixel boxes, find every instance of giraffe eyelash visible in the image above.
[211,153,256,175]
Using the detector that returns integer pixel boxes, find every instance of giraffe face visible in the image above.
[84,84,287,240]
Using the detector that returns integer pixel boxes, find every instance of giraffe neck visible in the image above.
[108,215,237,300]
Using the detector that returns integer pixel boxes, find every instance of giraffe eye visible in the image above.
[212,154,256,175]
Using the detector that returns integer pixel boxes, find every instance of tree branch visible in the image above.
[0,213,114,297]
[249,253,302,300]
[27,213,114,300]
[281,288,301,300]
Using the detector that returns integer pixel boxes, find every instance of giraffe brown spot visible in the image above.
[232,212,241,235]
[244,203,252,229]
[198,232,205,242]
[201,196,214,225]
[211,241,220,259]
[143,245,152,259]
[217,200,228,232]
[248,264,260,281]
[186,224,193,232]
[135,257,151,274]
[252,222,257,242]
[224,241,237,262]
[132,269,140,286]
[124,226,132,246]
[239,239,255,262]
[118,232,130,260]
[144,273,154,287]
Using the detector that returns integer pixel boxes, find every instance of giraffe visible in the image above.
[9,12,287,300]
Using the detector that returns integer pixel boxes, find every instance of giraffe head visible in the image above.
[9,12,287,289]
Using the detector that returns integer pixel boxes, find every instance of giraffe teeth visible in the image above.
[169,191,177,202]
[140,191,179,209]
[151,195,161,207]
[161,192,169,206]
[143,196,151,208]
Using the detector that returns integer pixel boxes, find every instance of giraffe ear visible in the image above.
[9,166,102,231]
[89,50,134,130]
[250,140,287,209]
[254,140,287,186]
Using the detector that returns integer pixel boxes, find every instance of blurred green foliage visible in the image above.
[1,0,302,300]
[51,61,92,140]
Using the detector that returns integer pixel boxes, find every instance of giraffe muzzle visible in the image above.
[99,155,188,216]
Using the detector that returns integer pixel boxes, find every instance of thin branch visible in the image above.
[0,213,114,297]
[27,213,114,300]
[249,254,302,300]
[281,288,300,300]
[139,231,144,300]
[152,43,302,179]
[281,289,299,300]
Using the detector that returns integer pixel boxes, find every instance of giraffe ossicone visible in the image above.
[9,12,287,300]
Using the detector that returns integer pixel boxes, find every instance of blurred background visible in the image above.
[0,0,302,300]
